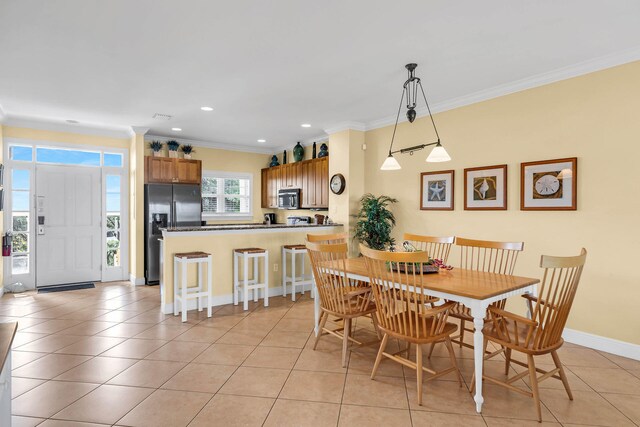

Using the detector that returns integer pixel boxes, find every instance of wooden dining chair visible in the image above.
[306,240,379,367]
[402,233,455,263]
[474,248,587,422]
[307,232,348,244]
[448,237,524,349]
[360,244,463,406]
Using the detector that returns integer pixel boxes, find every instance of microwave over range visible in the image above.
[278,188,300,209]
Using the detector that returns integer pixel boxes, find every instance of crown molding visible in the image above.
[366,46,640,131]
[145,134,274,155]
[131,126,150,135]
[323,121,366,135]
[1,114,135,138]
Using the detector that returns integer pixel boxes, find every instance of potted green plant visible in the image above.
[149,141,164,157]
[354,193,398,250]
[181,144,194,159]
[167,140,180,158]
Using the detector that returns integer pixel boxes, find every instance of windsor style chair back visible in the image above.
[402,233,455,263]
[360,244,463,406]
[306,240,377,367]
[478,248,587,422]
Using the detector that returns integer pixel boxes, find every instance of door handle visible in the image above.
[172,201,177,228]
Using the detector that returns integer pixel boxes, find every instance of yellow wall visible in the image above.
[328,130,365,255]
[363,61,640,345]
[0,125,4,291]
[130,134,145,281]
[3,127,129,149]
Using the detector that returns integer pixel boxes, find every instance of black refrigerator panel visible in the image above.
[144,184,173,284]
[172,184,202,226]
[144,184,202,284]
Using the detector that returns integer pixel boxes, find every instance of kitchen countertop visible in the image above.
[161,223,343,235]
[0,322,17,369]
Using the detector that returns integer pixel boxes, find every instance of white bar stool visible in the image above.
[282,244,314,301]
[233,247,269,311]
[173,251,213,322]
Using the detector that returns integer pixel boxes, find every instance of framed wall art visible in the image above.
[420,170,454,210]
[464,164,507,210]
[521,157,577,210]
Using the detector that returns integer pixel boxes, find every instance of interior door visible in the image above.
[36,164,102,287]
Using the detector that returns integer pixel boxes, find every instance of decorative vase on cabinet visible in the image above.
[318,143,329,158]
[293,141,304,162]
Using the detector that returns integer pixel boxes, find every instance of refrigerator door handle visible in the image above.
[172,201,177,228]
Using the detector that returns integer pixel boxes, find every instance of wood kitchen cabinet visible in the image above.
[145,157,202,184]
[261,167,280,208]
[261,157,328,209]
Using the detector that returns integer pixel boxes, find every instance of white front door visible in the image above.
[36,164,102,287]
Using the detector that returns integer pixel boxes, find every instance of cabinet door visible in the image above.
[291,162,302,189]
[301,161,311,208]
[174,159,202,184]
[317,157,329,208]
[261,168,269,208]
[270,167,280,208]
[146,157,174,183]
[279,164,288,189]
[185,160,201,184]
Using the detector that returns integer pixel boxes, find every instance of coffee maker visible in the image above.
[264,213,277,225]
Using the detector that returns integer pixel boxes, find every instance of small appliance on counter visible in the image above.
[287,216,311,226]
[263,213,277,225]
[278,188,300,209]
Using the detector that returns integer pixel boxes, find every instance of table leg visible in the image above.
[471,303,487,413]
[313,277,320,336]
[525,284,538,320]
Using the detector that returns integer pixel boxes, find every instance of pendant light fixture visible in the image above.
[381,63,451,170]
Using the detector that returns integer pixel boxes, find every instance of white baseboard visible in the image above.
[161,283,313,314]
[563,328,640,361]
[129,274,145,286]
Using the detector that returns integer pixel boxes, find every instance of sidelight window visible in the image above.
[11,169,31,275]
[105,175,121,267]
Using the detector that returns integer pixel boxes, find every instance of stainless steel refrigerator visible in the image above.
[144,184,202,284]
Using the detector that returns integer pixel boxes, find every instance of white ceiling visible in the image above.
[1,0,639,150]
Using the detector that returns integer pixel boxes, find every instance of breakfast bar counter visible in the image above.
[158,223,342,313]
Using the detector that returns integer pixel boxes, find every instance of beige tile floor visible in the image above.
[1,282,638,427]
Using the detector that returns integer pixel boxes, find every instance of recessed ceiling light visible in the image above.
[66,119,79,124]
[200,106,213,111]
[171,127,182,131]
[301,123,311,128]
[257,139,266,143]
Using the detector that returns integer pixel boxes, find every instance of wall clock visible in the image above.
[330,173,346,195]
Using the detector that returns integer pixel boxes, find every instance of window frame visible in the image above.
[201,171,253,220]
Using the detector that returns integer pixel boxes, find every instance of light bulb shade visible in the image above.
[426,145,451,162]
[381,155,401,170]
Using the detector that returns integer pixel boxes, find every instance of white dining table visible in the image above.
[312,258,539,413]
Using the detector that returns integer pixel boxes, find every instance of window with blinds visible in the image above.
[201,172,252,218]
